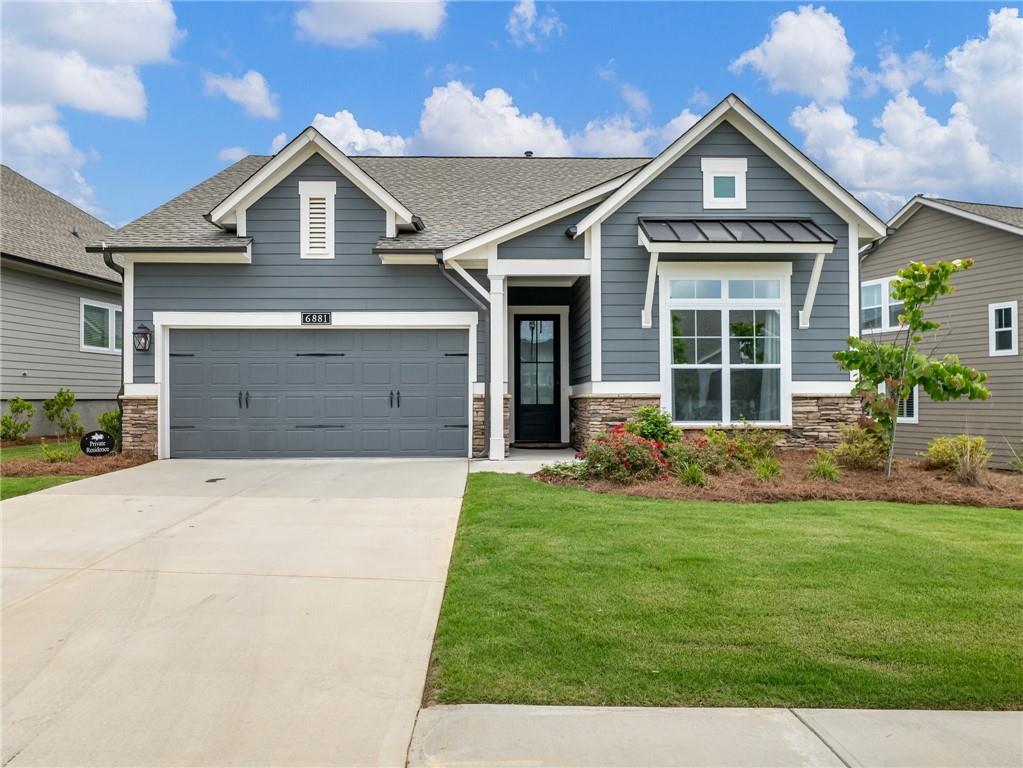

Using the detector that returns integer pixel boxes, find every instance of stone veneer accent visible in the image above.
[472,393,512,457]
[120,396,158,455]
[569,394,660,448]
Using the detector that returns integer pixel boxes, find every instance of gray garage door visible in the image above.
[168,329,469,458]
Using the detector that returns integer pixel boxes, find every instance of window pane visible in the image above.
[83,304,109,348]
[670,279,720,299]
[519,364,537,404]
[696,310,721,336]
[861,283,882,308]
[115,310,123,350]
[672,309,695,337]
[755,280,780,299]
[672,369,722,422]
[995,306,1012,330]
[729,279,754,299]
[672,338,692,364]
[695,280,721,299]
[730,369,781,422]
[995,329,1013,351]
[861,306,882,330]
[696,336,722,364]
[888,300,904,328]
[534,320,555,362]
[536,364,555,405]
[713,175,736,199]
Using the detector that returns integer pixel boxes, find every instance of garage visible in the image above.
[168,328,469,458]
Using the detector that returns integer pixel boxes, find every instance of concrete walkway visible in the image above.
[470,446,577,474]
[2,458,467,767]
[409,704,1023,767]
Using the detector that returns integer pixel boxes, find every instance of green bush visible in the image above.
[833,424,886,470]
[754,456,782,480]
[1008,442,1023,475]
[624,406,681,444]
[97,409,121,448]
[40,439,77,463]
[731,424,779,466]
[922,435,990,471]
[582,425,668,484]
[662,435,730,475]
[42,388,82,439]
[674,461,707,487]
[1,397,35,441]
[807,450,841,481]
[537,459,589,482]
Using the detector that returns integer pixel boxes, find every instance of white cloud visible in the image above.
[571,115,654,157]
[218,146,250,163]
[866,48,941,94]
[0,1,182,213]
[295,1,445,47]
[598,59,651,118]
[270,132,289,153]
[203,70,280,120]
[313,110,409,155]
[731,5,854,103]
[660,109,702,146]
[507,0,565,47]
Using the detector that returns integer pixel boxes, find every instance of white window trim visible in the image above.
[658,261,793,428]
[989,300,1018,356]
[879,382,919,424]
[701,157,747,210]
[860,276,905,334]
[80,297,123,355]
[299,180,336,259]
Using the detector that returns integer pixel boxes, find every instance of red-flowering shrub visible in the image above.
[581,424,668,484]
[663,433,732,475]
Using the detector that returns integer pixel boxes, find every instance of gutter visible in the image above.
[101,243,126,450]
[434,252,491,457]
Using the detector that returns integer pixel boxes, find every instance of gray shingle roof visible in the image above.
[930,197,1023,231]
[1,165,118,282]
[92,154,649,253]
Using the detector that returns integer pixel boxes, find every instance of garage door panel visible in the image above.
[247,395,278,418]
[286,363,316,385]
[436,428,467,452]
[285,396,317,419]
[399,362,430,385]
[209,332,242,352]
[207,394,242,420]
[323,429,355,452]
[361,394,391,419]
[247,429,280,453]
[400,330,431,351]
[169,428,202,455]
[285,430,317,452]
[399,394,430,418]
[207,430,243,453]
[324,396,354,418]
[249,363,280,385]
[324,362,354,384]
[398,429,430,452]
[435,395,467,419]
[437,361,467,385]
[360,429,391,452]
[362,362,391,385]
[361,332,394,352]
[211,363,241,385]
[173,362,204,386]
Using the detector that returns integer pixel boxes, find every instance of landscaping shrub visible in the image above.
[754,456,782,480]
[922,435,990,471]
[98,408,121,448]
[674,461,707,487]
[833,424,886,470]
[730,424,779,466]
[807,450,841,481]
[582,425,667,484]
[1008,442,1023,475]
[42,388,82,439]
[1,397,34,441]
[624,406,681,444]
[663,434,730,475]
[538,460,589,482]
[953,442,990,486]
[40,439,77,463]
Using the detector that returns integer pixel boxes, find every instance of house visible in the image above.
[1,165,120,436]
[87,93,886,460]
[860,196,1022,468]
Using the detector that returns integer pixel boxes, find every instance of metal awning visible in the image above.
[638,217,837,245]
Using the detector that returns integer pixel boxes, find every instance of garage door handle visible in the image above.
[396,391,400,407]
[238,390,243,408]
[389,390,394,408]
[245,391,250,408]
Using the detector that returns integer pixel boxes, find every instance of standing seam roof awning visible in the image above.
[638,217,837,245]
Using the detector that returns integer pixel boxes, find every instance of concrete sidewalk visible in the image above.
[408,704,1023,767]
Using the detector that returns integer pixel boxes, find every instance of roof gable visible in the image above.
[889,195,1023,237]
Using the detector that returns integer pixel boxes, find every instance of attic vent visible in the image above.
[299,180,336,259]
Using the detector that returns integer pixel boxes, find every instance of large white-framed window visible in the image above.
[989,300,1018,356]
[299,180,336,259]
[700,157,747,209]
[860,276,905,333]
[658,262,792,426]
[81,298,122,355]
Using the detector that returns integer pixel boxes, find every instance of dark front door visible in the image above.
[514,315,560,443]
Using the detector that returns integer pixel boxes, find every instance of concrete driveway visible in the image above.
[2,458,467,767]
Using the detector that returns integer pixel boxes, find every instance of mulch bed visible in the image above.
[2,452,153,478]
[537,449,1023,509]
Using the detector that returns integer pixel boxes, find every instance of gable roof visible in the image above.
[571,93,888,242]
[888,195,1023,236]
[1,165,118,282]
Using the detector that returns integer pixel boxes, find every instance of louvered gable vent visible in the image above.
[299,180,336,259]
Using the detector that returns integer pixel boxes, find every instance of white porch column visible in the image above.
[488,274,506,459]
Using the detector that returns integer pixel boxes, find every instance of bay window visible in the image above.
[660,264,791,425]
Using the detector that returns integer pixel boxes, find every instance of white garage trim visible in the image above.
[150,311,479,460]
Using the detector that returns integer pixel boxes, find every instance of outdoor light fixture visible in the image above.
[132,323,152,353]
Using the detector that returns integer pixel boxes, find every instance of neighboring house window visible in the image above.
[81,299,122,354]
[879,382,919,424]
[989,300,1018,356]
[700,158,747,209]
[660,265,790,425]
[299,180,336,259]
[860,277,905,333]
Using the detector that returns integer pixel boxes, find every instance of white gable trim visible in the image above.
[209,127,414,228]
[888,196,1023,237]
[572,94,887,241]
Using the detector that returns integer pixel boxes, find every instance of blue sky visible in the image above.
[2,2,1020,227]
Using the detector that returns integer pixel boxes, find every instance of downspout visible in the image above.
[434,252,491,457]
[101,244,125,450]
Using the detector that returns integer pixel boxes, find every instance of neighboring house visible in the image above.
[88,93,886,460]
[860,196,1022,468]
[1,165,121,437]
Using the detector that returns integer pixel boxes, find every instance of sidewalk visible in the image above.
[408,704,1023,768]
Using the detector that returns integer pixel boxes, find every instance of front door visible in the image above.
[514,315,560,443]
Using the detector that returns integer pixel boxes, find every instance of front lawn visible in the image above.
[0,440,76,461]
[429,473,1023,710]
[1,475,84,500]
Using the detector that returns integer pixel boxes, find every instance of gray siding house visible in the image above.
[1,166,120,436]
[860,197,1022,468]
[90,94,887,460]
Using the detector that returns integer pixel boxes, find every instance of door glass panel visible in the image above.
[672,369,722,421]
[519,364,537,404]
[518,319,556,406]
[536,365,555,404]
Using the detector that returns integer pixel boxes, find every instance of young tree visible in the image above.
[834,259,990,476]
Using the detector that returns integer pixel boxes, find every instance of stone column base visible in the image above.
[120,396,158,455]
[472,392,512,457]
[569,393,661,449]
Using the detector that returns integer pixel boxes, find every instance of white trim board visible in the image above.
[117,251,252,264]
[507,305,571,444]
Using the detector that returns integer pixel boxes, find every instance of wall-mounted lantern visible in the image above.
[132,323,152,353]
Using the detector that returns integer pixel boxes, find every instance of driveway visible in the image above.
[2,458,467,767]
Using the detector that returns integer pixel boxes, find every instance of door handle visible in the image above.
[396,390,401,408]
[389,390,394,408]
[238,390,243,408]
[245,391,250,408]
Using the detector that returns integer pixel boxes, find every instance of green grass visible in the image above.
[430,473,1023,710]
[0,440,76,461]
[1,475,83,500]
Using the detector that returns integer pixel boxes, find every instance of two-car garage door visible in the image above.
[168,329,469,458]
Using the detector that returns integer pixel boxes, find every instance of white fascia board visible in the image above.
[442,174,630,261]
[889,196,1023,237]
[377,252,437,265]
[151,310,478,329]
[488,259,591,277]
[119,250,252,264]
[209,127,414,227]
[638,227,834,255]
